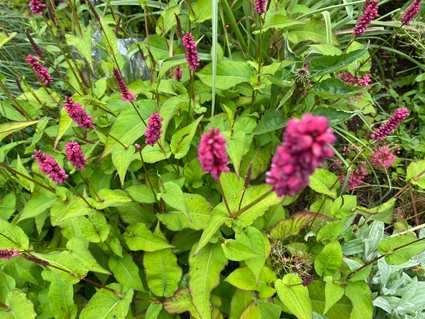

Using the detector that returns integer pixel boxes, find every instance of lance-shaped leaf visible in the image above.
[58,198,96,223]
[0,32,16,49]
[95,189,132,210]
[19,191,57,222]
[99,17,118,56]
[345,281,373,319]
[324,276,345,314]
[163,288,201,318]
[112,145,135,187]
[49,272,78,319]
[0,270,15,303]
[276,274,312,319]
[109,254,145,292]
[0,119,49,143]
[170,116,203,159]
[314,240,342,277]
[3,290,36,319]
[229,289,256,319]
[124,223,174,252]
[66,26,93,70]
[189,242,227,319]
[126,184,156,204]
[157,182,191,222]
[54,108,73,150]
[353,198,396,224]
[225,267,276,299]
[0,218,29,250]
[80,283,133,319]
[378,236,425,265]
[254,299,282,319]
[221,239,262,261]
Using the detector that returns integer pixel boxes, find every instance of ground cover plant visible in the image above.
[0,0,425,318]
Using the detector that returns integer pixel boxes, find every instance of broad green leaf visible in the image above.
[109,254,145,291]
[65,237,110,274]
[2,290,36,319]
[223,131,246,177]
[353,198,396,223]
[54,108,73,150]
[219,172,245,200]
[146,302,163,319]
[99,17,118,56]
[229,289,256,319]
[317,218,346,243]
[141,141,172,163]
[311,79,368,99]
[95,189,132,209]
[49,272,78,319]
[59,198,96,223]
[406,160,425,189]
[378,236,425,265]
[116,203,157,227]
[144,246,182,297]
[221,239,261,261]
[66,26,93,70]
[240,302,261,318]
[124,223,174,252]
[308,48,367,77]
[345,282,373,319]
[343,258,372,282]
[157,193,213,231]
[0,270,15,303]
[252,107,286,135]
[270,212,333,239]
[255,15,305,33]
[0,100,36,122]
[240,143,271,180]
[142,35,173,63]
[331,195,357,218]
[19,191,57,222]
[0,119,48,143]
[170,116,203,159]
[189,243,227,319]
[184,158,206,188]
[126,184,156,204]
[225,267,276,299]
[276,274,312,319]
[32,252,88,284]
[0,32,16,49]
[79,283,133,319]
[254,299,282,319]
[193,206,230,255]
[314,240,342,277]
[309,169,338,199]
[196,61,254,90]
[0,192,15,220]
[0,218,29,250]
[263,206,287,230]
[112,145,135,187]
[79,213,110,242]
[156,6,180,35]
[157,182,191,222]
[190,0,212,23]
[101,100,156,158]
[324,276,344,314]
[163,288,201,318]
[15,154,34,192]
[287,19,339,45]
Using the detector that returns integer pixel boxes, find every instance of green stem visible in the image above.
[231,189,274,219]
[83,170,102,202]
[219,180,232,216]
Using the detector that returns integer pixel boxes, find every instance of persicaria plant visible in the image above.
[0,0,424,318]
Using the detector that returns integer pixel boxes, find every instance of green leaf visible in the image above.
[225,267,276,298]
[221,239,261,261]
[157,193,213,231]
[109,254,146,291]
[163,288,201,318]
[184,158,206,188]
[240,143,271,180]
[156,6,180,35]
[219,172,245,200]
[0,192,15,220]
[146,302,163,319]
[308,48,367,77]
[126,185,156,204]
[331,195,357,218]
[124,223,174,252]
[275,274,312,319]
[65,237,111,274]
[345,282,373,319]
[229,289,256,319]
[49,272,78,319]
[79,213,110,242]
[324,276,344,314]
[309,169,338,198]
[196,61,254,90]
[317,218,346,244]
[252,107,286,135]
[0,119,48,143]
[314,240,342,277]
[353,198,396,223]
[343,258,372,282]
[95,189,132,210]
[19,191,57,222]
[112,145,135,187]
[58,198,96,223]
[0,270,15,304]
[116,203,157,227]
[223,131,246,177]
[2,290,36,319]
[189,242,227,319]
[0,32,16,49]
[101,101,156,158]
[144,245,182,297]
[190,0,212,23]
[311,79,368,99]
[54,108,73,150]
[240,302,261,318]
[0,218,29,250]
[141,141,172,163]
[170,116,203,159]
[263,206,287,230]
[270,212,333,239]
[15,155,34,192]
[378,236,425,265]
[159,95,189,147]
[99,17,118,56]
[286,19,339,45]
[66,26,93,70]
[79,283,134,319]
[157,182,191,222]
[254,299,282,319]
[255,15,305,33]
[406,160,425,188]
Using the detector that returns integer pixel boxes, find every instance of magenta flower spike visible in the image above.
[63,96,95,130]
[402,0,421,25]
[254,0,267,14]
[370,108,409,140]
[182,32,200,71]
[0,247,20,260]
[25,30,44,60]
[353,0,379,37]
[112,68,136,102]
[198,127,230,181]
[266,114,336,197]
[29,0,46,15]
[174,66,182,82]
[144,113,163,147]
[26,55,52,85]
[65,141,87,169]
[32,150,68,184]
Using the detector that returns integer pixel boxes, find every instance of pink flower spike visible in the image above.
[402,0,421,25]
[254,0,267,14]
[0,247,20,260]
[144,113,163,147]
[353,0,379,37]
[65,141,87,170]
[371,108,409,140]
[26,55,52,85]
[64,97,95,131]
[370,144,396,170]
[182,32,200,71]
[29,0,46,15]
[174,66,182,82]
[198,127,230,181]
[33,150,68,184]
[113,68,136,102]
